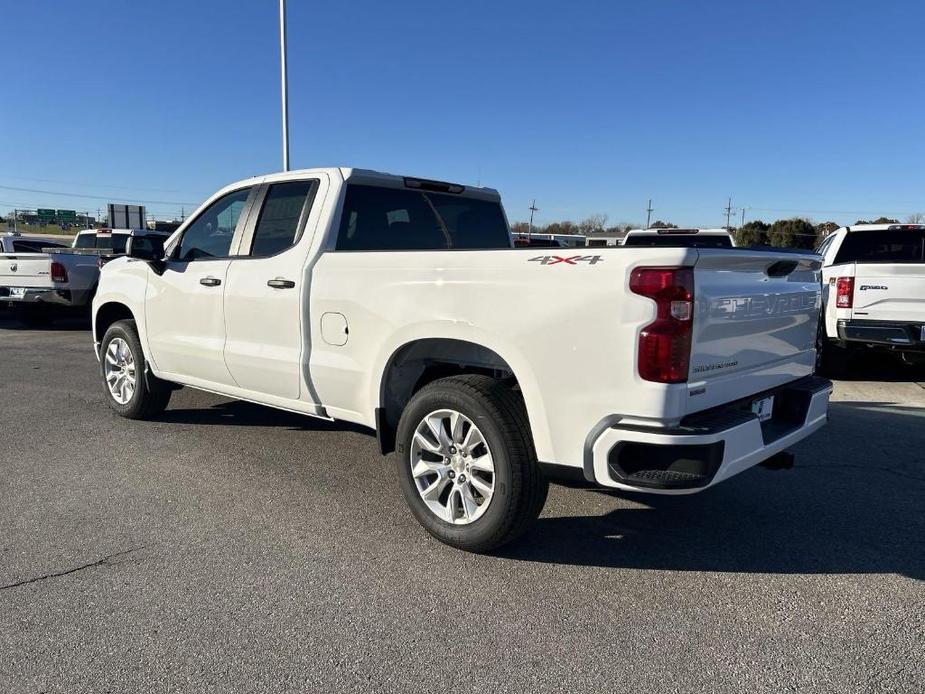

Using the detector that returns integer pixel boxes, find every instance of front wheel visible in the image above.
[100,319,172,419]
[395,375,548,553]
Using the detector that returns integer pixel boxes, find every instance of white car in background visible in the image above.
[622,228,736,248]
[816,223,925,373]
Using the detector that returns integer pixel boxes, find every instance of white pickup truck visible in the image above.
[0,228,168,324]
[91,167,832,551]
[817,223,925,372]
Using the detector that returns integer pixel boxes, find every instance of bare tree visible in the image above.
[906,213,925,224]
[578,214,609,236]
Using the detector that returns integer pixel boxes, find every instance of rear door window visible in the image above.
[335,185,510,251]
[248,180,316,257]
[834,230,925,263]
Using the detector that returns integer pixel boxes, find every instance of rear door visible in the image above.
[223,176,324,402]
[834,228,925,323]
[144,186,255,385]
[686,250,822,411]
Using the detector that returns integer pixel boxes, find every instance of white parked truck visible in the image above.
[91,167,832,551]
[816,223,925,372]
[0,228,168,324]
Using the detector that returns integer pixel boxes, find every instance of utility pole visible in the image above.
[724,197,733,229]
[646,199,654,229]
[279,0,290,172]
[528,200,539,240]
[12,208,17,233]
[740,207,746,227]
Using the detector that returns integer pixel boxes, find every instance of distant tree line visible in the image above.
[512,212,922,249]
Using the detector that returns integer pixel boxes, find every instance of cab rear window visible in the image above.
[834,230,925,263]
[74,233,97,248]
[623,234,733,248]
[335,185,510,251]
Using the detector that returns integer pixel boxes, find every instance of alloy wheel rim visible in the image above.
[104,337,136,405]
[409,409,496,525]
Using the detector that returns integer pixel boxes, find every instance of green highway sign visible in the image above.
[37,208,55,220]
[56,209,77,221]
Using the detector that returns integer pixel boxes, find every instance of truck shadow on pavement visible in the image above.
[835,351,925,382]
[503,401,925,580]
[0,312,91,331]
[158,399,369,435]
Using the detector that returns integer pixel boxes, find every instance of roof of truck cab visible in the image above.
[625,227,732,236]
[228,167,501,201]
[841,223,925,232]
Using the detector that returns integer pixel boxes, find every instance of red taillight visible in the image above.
[835,276,854,308]
[630,267,694,383]
[50,260,68,283]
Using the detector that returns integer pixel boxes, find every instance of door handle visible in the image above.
[267,279,295,289]
[199,276,222,287]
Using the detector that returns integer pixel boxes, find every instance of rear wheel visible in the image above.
[100,319,172,419]
[395,375,548,553]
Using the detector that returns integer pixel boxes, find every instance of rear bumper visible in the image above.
[586,376,832,493]
[837,319,925,350]
[0,287,73,306]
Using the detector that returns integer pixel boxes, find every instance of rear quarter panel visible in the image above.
[309,247,695,468]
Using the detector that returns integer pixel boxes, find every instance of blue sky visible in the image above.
[3,0,924,227]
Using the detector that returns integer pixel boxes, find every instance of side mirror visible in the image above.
[126,235,162,260]
[126,235,166,274]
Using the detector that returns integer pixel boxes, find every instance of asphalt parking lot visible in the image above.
[1,315,923,694]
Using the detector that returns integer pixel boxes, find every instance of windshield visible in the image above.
[623,234,733,248]
[834,230,925,263]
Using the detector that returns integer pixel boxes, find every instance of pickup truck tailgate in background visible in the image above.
[0,253,52,289]
[687,250,821,411]
[849,263,925,323]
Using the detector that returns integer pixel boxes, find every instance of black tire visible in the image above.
[395,374,548,553]
[100,319,172,419]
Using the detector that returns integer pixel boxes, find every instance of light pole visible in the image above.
[279,0,290,172]
[528,200,539,240]
[646,199,654,229]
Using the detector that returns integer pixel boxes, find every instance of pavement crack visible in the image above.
[0,546,144,592]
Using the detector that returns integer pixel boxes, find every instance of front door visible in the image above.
[145,186,253,386]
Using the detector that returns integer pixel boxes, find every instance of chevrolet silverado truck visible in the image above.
[817,223,925,373]
[91,167,832,552]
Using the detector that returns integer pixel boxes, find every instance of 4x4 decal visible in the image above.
[528,255,603,266]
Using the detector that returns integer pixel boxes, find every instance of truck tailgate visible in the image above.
[0,253,53,288]
[850,263,925,323]
[687,250,822,412]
